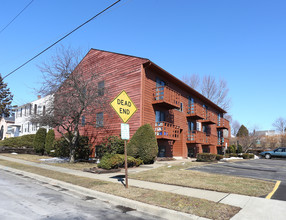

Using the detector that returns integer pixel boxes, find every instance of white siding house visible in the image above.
[0,113,16,140]
[12,95,53,137]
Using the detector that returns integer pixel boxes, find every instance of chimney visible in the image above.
[37,95,41,99]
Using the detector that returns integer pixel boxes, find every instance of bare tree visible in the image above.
[281,135,286,147]
[238,131,261,153]
[182,73,200,90]
[182,74,231,111]
[272,117,286,134]
[37,45,83,96]
[231,120,240,137]
[263,135,279,150]
[201,75,217,101]
[32,46,108,162]
[215,79,231,111]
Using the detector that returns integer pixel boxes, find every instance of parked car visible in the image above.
[260,147,286,159]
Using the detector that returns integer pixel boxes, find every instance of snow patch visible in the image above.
[220,157,243,162]
[39,157,69,163]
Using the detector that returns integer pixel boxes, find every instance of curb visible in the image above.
[0,165,208,220]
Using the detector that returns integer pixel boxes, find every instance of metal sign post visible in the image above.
[110,90,137,189]
[121,123,130,188]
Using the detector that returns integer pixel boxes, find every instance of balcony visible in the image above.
[186,103,205,119]
[187,130,206,144]
[153,121,180,140]
[218,137,229,147]
[203,134,217,145]
[201,112,217,124]
[152,86,181,109]
[217,118,229,129]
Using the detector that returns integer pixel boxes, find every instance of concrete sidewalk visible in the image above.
[0,155,286,220]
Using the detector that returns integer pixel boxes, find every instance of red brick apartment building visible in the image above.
[73,49,230,158]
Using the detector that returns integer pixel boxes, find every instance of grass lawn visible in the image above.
[0,153,96,170]
[129,161,275,197]
[1,153,275,197]
[0,159,240,220]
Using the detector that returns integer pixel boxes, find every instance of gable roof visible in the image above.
[81,49,227,114]
[143,61,227,113]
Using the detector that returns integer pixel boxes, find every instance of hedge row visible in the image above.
[98,154,143,170]
[0,134,35,148]
[196,153,222,162]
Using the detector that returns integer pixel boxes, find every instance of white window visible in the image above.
[196,122,201,131]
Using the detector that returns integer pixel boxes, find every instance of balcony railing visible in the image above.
[218,137,229,147]
[153,121,180,140]
[187,130,206,144]
[203,134,217,145]
[217,118,229,129]
[152,86,181,109]
[201,112,217,124]
[186,103,205,119]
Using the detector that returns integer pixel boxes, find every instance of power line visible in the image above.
[3,0,122,80]
[0,0,34,35]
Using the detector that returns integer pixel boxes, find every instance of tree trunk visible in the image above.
[70,148,76,163]
[69,126,79,163]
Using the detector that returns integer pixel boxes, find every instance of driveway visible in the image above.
[189,158,286,201]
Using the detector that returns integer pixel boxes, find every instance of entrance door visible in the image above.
[188,146,196,158]
[202,146,210,153]
[158,146,166,157]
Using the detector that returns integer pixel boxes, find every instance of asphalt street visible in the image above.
[189,158,286,201]
[0,169,161,220]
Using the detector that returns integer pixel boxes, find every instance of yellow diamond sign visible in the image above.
[110,90,137,123]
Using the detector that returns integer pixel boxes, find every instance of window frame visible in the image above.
[96,112,104,127]
[81,115,86,126]
[98,81,105,96]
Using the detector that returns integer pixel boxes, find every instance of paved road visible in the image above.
[189,158,286,201]
[0,169,160,220]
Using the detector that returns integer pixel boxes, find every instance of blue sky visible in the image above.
[1,0,285,131]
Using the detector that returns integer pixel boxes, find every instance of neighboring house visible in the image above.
[0,113,16,140]
[58,49,230,158]
[254,130,276,137]
[13,95,53,137]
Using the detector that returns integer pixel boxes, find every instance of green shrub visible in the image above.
[229,153,238,157]
[33,128,47,155]
[226,145,236,154]
[216,154,224,160]
[53,135,91,160]
[242,153,249,159]
[242,153,254,159]
[53,138,69,157]
[196,153,217,162]
[98,154,143,170]
[237,145,243,153]
[127,124,158,164]
[0,134,35,148]
[45,129,55,155]
[75,136,91,161]
[95,136,124,158]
